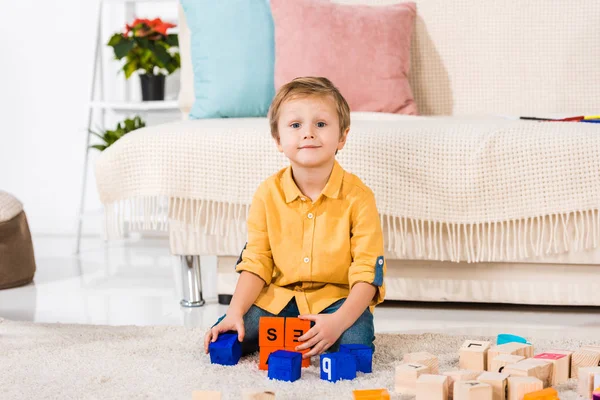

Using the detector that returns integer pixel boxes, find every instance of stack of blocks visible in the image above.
[320,344,374,382]
[205,331,600,400]
[258,317,374,383]
[259,317,311,370]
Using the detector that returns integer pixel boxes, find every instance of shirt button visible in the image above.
[307,213,314,219]
[300,197,306,201]
[303,257,310,263]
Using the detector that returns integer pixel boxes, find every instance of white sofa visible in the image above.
[96,0,600,307]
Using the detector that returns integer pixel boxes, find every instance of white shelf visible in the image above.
[91,100,179,111]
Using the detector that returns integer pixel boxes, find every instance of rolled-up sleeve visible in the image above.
[235,187,274,285]
[348,190,386,306]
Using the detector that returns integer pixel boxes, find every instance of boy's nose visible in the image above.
[302,128,315,139]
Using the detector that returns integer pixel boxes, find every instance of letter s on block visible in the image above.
[322,358,331,380]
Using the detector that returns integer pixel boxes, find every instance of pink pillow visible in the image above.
[270,0,418,115]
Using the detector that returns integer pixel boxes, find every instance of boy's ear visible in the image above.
[274,136,284,153]
[337,127,350,150]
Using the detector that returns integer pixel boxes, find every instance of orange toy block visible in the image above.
[259,346,284,371]
[284,317,311,348]
[259,317,285,348]
[522,387,559,400]
[285,346,310,368]
[353,388,391,399]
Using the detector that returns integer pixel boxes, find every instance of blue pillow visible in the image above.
[180,0,275,119]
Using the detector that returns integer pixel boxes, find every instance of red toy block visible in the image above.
[259,317,285,348]
[259,346,284,371]
[284,317,311,348]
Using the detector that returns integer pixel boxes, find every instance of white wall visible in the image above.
[0,0,180,236]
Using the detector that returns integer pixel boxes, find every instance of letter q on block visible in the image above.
[259,317,285,348]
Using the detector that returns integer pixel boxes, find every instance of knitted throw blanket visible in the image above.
[95,115,600,262]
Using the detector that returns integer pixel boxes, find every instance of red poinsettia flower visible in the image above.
[124,18,176,37]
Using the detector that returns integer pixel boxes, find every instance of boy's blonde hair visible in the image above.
[268,77,350,142]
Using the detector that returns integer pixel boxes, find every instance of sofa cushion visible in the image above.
[271,0,418,115]
[179,0,275,119]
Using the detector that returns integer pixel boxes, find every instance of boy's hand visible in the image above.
[295,313,345,358]
[204,312,245,354]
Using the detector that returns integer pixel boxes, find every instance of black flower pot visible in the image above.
[139,74,165,101]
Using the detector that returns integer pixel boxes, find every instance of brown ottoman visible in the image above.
[0,191,36,289]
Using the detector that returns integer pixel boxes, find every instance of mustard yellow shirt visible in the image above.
[235,160,386,316]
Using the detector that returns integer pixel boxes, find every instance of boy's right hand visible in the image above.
[204,312,245,354]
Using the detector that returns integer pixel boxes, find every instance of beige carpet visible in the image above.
[0,318,584,400]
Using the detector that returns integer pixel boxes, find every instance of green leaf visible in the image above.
[90,144,107,151]
[113,39,135,59]
[165,34,179,47]
[89,131,107,143]
[123,60,138,79]
[107,33,124,47]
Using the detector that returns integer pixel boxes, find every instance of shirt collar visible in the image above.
[282,160,344,204]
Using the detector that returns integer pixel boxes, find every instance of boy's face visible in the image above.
[276,95,348,169]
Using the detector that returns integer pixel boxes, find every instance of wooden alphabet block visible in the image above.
[352,389,390,400]
[320,352,357,382]
[487,343,533,371]
[284,346,310,368]
[522,387,559,400]
[459,340,491,371]
[489,354,526,373]
[507,377,543,400]
[533,352,570,385]
[404,352,439,374]
[503,359,553,388]
[443,370,482,400]
[284,317,310,348]
[477,372,509,400]
[259,346,284,371]
[241,391,276,400]
[578,367,600,399]
[192,391,221,400]
[259,317,285,348]
[396,363,431,394]
[268,350,302,382]
[208,332,241,366]
[571,349,600,379]
[454,380,492,400]
[415,374,448,400]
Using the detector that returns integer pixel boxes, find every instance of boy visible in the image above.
[204,77,386,359]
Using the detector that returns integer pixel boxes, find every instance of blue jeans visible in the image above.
[213,298,375,356]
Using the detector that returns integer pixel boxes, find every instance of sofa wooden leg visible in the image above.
[180,255,205,307]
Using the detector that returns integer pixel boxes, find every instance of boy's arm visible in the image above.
[346,190,386,307]
[227,271,266,317]
[231,187,274,312]
[333,282,376,331]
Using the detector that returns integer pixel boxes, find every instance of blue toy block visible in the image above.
[339,344,373,373]
[267,350,302,382]
[497,333,530,346]
[320,352,356,382]
[208,332,241,366]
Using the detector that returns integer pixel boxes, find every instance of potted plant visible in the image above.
[107,18,180,101]
[89,116,146,151]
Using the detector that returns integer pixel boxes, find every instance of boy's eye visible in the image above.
[316,122,326,128]
[290,123,301,129]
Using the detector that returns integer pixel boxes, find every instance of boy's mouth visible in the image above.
[298,145,321,149]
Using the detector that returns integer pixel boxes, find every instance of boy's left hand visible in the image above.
[295,313,345,358]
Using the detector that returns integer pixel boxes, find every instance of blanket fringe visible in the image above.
[103,196,600,263]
